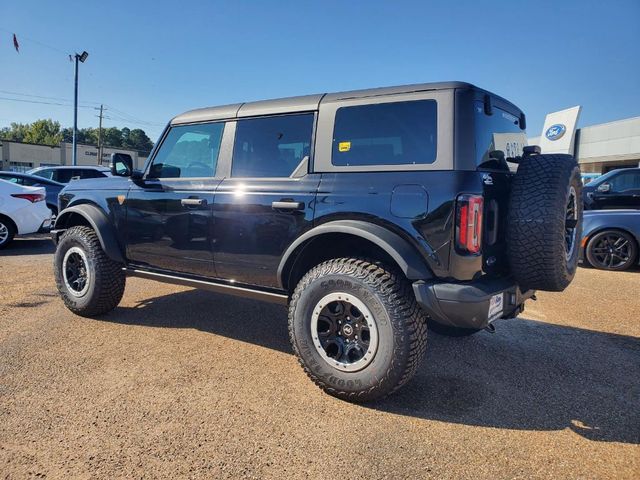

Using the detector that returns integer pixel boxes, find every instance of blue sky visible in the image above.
[1,0,639,142]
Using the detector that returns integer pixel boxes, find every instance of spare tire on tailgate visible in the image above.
[507,154,582,292]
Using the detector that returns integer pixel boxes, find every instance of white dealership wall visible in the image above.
[529,115,640,173]
[0,140,147,171]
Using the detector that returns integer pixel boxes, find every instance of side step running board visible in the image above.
[125,268,289,305]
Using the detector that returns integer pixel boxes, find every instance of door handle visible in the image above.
[181,198,207,207]
[272,200,304,211]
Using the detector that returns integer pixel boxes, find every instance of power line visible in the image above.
[0,89,102,105]
[102,105,164,126]
[0,95,163,128]
[0,96,94,108]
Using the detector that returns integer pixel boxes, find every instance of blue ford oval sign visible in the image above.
[545,124,566,141]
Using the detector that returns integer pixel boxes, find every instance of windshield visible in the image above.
[585,169,617,187]
[474,100,526,165]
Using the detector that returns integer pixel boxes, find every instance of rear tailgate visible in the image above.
[481,170,513,277]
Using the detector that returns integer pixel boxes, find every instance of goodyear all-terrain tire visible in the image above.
[54,226,125,316]
[288,258,428,402]
[507,154,582,292]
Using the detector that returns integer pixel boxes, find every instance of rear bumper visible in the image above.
[37,217,53,233]
[413,276,534,330]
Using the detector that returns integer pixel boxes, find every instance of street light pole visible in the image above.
[72,55,79,166]
[71,51,89,167]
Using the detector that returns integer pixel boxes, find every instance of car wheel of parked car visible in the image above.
[288,258,428,402]
[507,154,583,292]
[54,226,126,316]
[585,230,638,271]
[427,320,482,337]
[0,216,16,249]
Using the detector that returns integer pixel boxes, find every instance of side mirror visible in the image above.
[110,153,133,177]
[597,183,611,193]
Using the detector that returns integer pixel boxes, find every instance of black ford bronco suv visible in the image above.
[52,82,582,402]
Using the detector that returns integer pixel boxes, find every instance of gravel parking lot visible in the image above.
[1,236,638,479]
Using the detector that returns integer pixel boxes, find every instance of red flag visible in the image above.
[13,33,19,53]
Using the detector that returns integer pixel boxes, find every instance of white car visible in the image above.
[0,179,52,249]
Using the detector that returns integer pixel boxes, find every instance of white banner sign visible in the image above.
[539,106,581,155]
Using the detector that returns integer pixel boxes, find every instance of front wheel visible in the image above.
[54,226,126,316]
[288,258,428,402]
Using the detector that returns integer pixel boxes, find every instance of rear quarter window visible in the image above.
[33,169,54,180]
[331,100,437,166]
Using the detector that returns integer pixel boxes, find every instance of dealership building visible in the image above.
[0,140,147,172]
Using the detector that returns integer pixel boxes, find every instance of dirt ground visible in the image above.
[1,236,638,479]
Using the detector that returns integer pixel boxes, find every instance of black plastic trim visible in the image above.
[52,204,125,264]
[413,276,534,330]
[126,268,289,305]
[277,219,433,289]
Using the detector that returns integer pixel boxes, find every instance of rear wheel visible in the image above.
[288,258,428,402]
[0,217,16,249]
[54,226,126,316]
[586,230,638,271]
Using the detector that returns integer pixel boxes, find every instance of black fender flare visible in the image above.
[53,204,125,264]
[277,220,432,289]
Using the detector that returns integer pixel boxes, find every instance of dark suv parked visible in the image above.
[51,82,582,401]
[583,168,640,210]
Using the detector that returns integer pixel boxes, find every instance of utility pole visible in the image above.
[96,104,103,165]
[71,51,89,166]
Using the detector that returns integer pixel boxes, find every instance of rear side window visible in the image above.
[54,169,75,183]
[609,171,640,192]
[232,113,314,178]
[149,122,225,178]
[332,100,437,166]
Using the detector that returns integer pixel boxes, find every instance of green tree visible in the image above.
[124,129,153,153]
[26,120,62,145]
[1,122,33,143]
[2,119,154,151]
[101,127,122,147]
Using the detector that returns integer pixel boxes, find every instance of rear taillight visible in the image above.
[11,193,45,203]
[456,194,483,255]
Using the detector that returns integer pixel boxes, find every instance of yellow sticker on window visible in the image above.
[338,141,351,152]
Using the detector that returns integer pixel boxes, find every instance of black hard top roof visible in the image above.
[171,81,520,125]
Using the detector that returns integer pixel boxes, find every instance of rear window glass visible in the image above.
[331,100,437,166]
[474,101,525,165]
